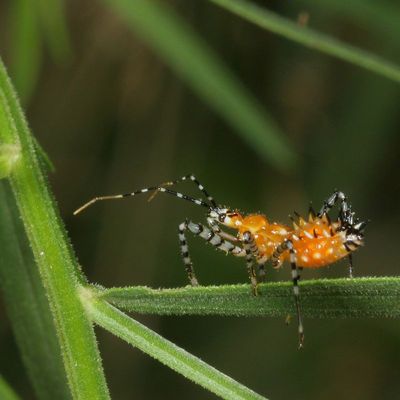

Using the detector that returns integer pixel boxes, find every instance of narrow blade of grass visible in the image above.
[101,0,296,170]
[0,182,71,399]
[0,58,110,399]
[9,0,42,103]
[0,376,20,400]
[95,277,400,319]
[299,0,400,41]
[209,0,400,84]
[36,0,72,63]
[82,288,268,400]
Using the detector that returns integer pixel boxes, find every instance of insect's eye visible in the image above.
[219,214,226,222]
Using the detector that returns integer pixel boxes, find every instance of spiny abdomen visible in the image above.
[290,216,351,268]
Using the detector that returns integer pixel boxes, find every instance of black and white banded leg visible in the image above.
[207,216,238,242]
[242,231,261,296]
[347,253,353,278]
[318,190,353,226]
[272,239,304,349]
[163,174,218,208]
[178,220,245,286]
[74,181,212,215]
[178,221,199,286]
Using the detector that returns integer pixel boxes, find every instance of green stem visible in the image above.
[0,59,109,398]
[82,288,268,400]
[96,277,400,318]
[0,182,71,399]
[209,0,400,84]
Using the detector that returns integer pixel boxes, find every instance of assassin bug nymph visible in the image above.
[74,174,367,348]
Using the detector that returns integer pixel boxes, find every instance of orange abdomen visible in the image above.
[289,218,349,268]
[232,213,351,268]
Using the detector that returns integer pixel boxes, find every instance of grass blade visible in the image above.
[36,0,72,63]
[101,0,296,170]
[299,0,400,41]
[209,0,400,84]
[0,58,110,399]
[82,288,268,400]
[96,277,400,319]
[0,376,20,400]
[9,0,42,103]
[0,182,71,399]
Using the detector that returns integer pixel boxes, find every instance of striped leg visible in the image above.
[272,240,304,349]
[348,253,353,278]
[178,220,245,286]
[207,216,238,242]
[165,174,218,208]
[318,190,353,226]
[242,231,260,296]
[74,182,211,215]
[178,221,199,286]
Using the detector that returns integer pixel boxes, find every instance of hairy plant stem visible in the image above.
[0,58,110,399]
[95,277,400,318]
[81,287,268,400]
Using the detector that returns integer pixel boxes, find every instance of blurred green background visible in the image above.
[1,0,400,399]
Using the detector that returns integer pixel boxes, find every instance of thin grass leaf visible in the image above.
[36,0,72,63]
[101,0,296,170]
[0,183,71,399]
[9,0,42,103]
[32,137,56,172]
[95,277,400,319]
[82,288,268,400]
[0,375,20,400]
[0,58,110,399]
[209,0,400,84]
[299,0,400,41]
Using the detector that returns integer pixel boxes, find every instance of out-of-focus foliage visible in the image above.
[102,0,296,170]
[210,0,400,83]
[8,0,71,103]
[0,0,399,399]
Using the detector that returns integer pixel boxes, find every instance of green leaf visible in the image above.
[36,0,72,63]
[101,0,296,170]
[0,182,71,400]
[32,137,55,172]
[0,375,20,400]
[8,0,71,103]
[96,277,400,318]
[209,0,400,84]
[82,288,268,400]
[0,58,110,399]
[299,0,400,41]
[9,0,42,103]
[0,144,21,179]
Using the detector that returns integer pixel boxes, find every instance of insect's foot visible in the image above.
[251,283,260,296]
[298,333,305,350]
[190,277,199,286]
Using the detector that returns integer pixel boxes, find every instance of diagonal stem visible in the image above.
[209,0,400,84]
[81,287,268,400]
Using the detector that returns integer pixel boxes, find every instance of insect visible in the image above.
[74,174,367,348]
